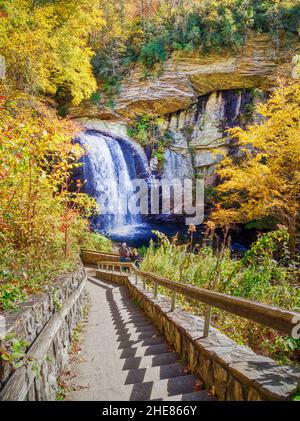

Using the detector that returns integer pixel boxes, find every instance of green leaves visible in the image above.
[0,94,99,312]
[139,37,167,69]
[0,335,29,369]
[140,228,299,364]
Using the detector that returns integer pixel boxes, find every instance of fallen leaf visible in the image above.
[194,379,204,392]
[211,385,216,397]
[183,365,191,374]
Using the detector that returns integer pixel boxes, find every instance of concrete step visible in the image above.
[122,374,198,401]
[119,343,170,359]
[109,309,145,319]
[124,363,187,385]
[116,329,159,342]
[110,309,149,323]
[113,319,153,330]
[154,390,213,401]
[109,306,142,314]
[117,336,164,350]
[70,374,198,401]
[68,274,213,402]
[115,324,156,336]
[121,352,179,371]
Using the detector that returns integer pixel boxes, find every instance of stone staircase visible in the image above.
[66,271,214,401]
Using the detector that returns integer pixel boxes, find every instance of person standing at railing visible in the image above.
[118,242,130,263]
[129,248,143,267]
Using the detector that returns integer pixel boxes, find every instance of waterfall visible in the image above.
[79,130,149,234]
[163,149,194,181]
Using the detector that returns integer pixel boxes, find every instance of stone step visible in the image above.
[68,274,213,403]
[124,363,187,385]
[121,352,179,371]
[119,343,170,359]
[109,308,145,319]
[117,336,164,350]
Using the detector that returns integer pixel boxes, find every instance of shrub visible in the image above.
[81,232,112,253]
[141,229,299,364]
[0,94,98,311]
[139,38,167,69]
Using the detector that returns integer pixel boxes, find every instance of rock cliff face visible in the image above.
[159,89,256,184]
[73,33,299,184]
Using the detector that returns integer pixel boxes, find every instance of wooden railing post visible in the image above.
[171,291,176,312]
[153,283,158,299]
[88,253,300,336]
[203,305,212,338]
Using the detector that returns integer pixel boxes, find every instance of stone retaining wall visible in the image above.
[0,264,86,401]
[96,270,300,401]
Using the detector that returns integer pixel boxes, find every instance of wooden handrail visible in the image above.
[94,259,300,337]
[81,249,119,256]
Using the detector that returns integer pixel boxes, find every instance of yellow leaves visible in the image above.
[0,94,98,266]
[0,0,105,104]
[213,81,300,230]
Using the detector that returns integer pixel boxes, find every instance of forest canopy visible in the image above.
[0,0,104,104]
[1,0,299,104]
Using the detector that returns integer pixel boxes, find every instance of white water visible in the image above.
[80,131,147,233]
[163,149,194,180]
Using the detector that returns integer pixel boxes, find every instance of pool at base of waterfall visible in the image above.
[77,130,251,253]
[94,220,250,253]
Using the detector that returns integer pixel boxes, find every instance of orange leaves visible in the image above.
[188,224,197,234]
[0,93,97,273]
[193,378,205,392]
[183,365,191,375]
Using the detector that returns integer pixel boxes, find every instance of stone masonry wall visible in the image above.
[0,264,86,401]
[95,270,300,401]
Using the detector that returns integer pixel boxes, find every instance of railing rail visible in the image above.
[90,256,299,338]
[81,249,119,257]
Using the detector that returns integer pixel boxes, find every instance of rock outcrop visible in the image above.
[73,33,299,184]
[86,33,297,120]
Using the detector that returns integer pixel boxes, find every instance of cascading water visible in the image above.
[163,149,194,181]
[79,130,149,236]
[77,88,255,249]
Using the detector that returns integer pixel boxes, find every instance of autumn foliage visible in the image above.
[212,81,300,255]
[0,0,104,104]
[0,93,98,308]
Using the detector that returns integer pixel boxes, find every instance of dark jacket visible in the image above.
[118,245,129,258]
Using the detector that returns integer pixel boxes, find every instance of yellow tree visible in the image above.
[0,92,97,274]
[0,0,105,104]
[212,82,300,256]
